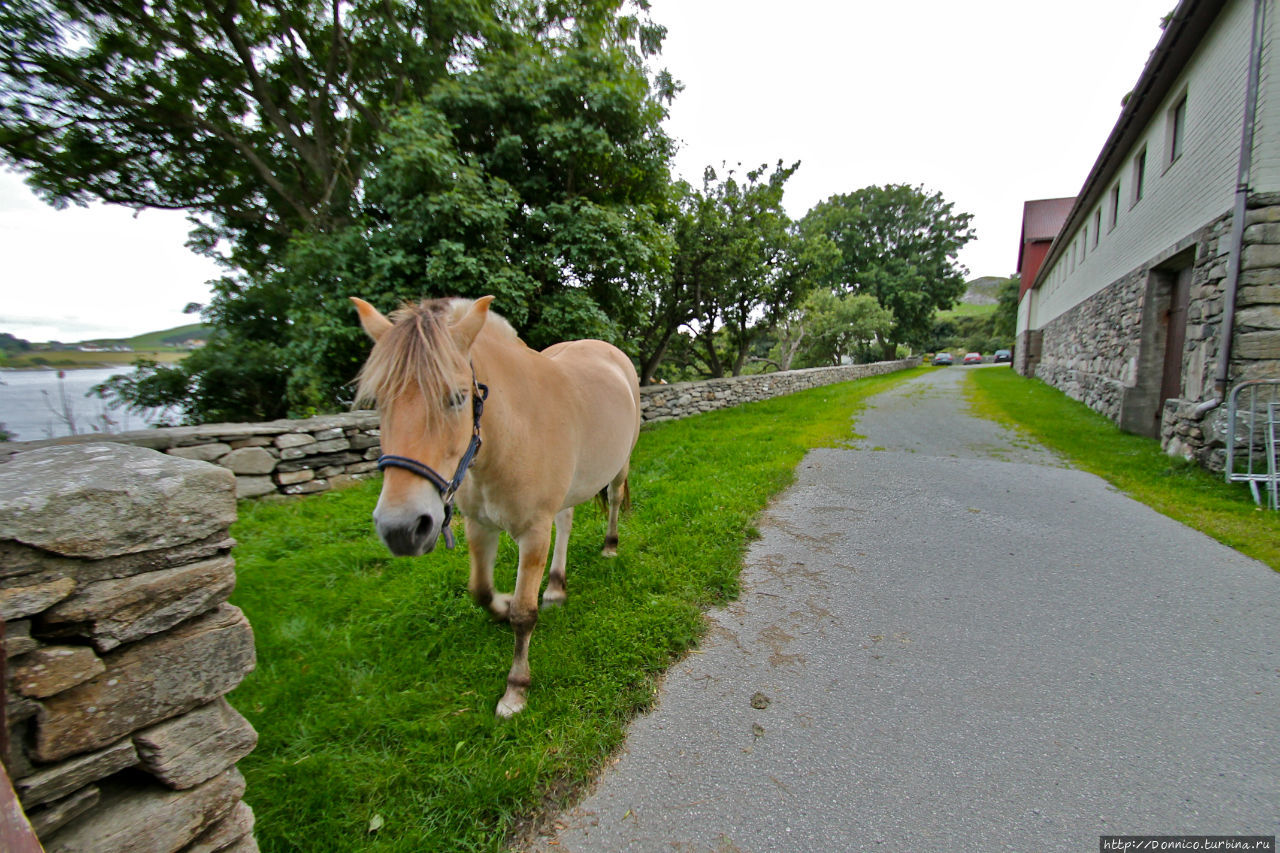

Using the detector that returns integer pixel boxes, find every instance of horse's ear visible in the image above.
[350,297,392,341]
[451,295,495,350]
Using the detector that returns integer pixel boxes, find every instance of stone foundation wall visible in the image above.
[0,359,920,496]
[1033,265,1150,423]
[1161,197,1280,467]
[1,443,257,852]
[1027,193,1280,471]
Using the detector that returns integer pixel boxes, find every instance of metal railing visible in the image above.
[1225,379,1280,508]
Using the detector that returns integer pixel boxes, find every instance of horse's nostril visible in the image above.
[414,515,434,540]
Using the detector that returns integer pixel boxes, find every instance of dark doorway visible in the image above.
[1157,264,1192,431]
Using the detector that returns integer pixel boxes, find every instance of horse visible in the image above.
[350,295,642,717]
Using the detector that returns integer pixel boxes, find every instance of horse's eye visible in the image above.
[446,390,468,410]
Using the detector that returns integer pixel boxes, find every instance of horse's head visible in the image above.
[351,295,494,556]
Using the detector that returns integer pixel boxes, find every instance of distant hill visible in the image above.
[83,323,212,349]
[959,276,1005,306]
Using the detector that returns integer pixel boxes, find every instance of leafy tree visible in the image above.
[993,275,1020,339]
[695,162,797,377]
[632,179,710,384]
[647,161,830,380]
[802,184,976,356]
[790,289,895,368]
[3,0,676,420]
[281,43,676,411]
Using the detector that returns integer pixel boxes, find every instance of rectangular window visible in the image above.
[1092,209,1101,246]
[1082,225,1088,258]
[1132,146,1147,206]
[1168,94,1187,165]
[1110,183,1121,230]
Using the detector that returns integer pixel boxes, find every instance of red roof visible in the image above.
[1017,197,1076,274]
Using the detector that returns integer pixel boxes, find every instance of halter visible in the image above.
[377,367,489,550]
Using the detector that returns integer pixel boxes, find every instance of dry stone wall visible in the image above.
[1,443,257,852]
[0,413,382,500]
[638,359,920,422]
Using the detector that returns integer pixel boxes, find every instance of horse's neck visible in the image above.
[471,332,539,460]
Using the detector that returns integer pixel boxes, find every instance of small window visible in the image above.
[1082,225,1089,258]
[1168,94,1187,164]
[1110,183,1121,231]
[1132,146,1147,206]
[1092,209,1101,247]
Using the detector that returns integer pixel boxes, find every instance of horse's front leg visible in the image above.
[497,520,551,718]
[465,519,510,620]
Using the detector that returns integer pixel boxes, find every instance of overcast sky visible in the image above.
[0,0,1176,343]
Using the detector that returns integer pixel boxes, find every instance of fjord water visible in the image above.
[0,367,172,441]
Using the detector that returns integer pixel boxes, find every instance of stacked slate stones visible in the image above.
[0,443,257,852]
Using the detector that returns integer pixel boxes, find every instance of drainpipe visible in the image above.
[1194,0,1267,418]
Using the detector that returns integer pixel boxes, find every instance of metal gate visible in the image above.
[1225,379,1280,508]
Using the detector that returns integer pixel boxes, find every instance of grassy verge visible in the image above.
[2,350,187,369]
[968,367,1280,571]
[228,366,927,852]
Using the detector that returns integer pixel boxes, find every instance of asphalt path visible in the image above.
[531,366,1280,852]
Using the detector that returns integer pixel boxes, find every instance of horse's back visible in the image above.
[540,339,640,416]
[537,339,640,504]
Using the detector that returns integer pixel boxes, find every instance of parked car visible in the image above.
[993,349,1012,363]
[933,352,954,365]
[963,352,983,365]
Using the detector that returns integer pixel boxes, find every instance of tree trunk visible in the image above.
[639,330,674,385]
[777,327,804,371]
[699,331,724,378]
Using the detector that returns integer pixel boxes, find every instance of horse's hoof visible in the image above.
[540,592,566,610]
[488,593,513,622]
[496,696,525,718]
[601,546,617,558]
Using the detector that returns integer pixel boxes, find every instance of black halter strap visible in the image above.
[377,367,489,549]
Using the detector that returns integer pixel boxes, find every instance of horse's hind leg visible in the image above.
[542,507,572,609]
[602,466,628,557]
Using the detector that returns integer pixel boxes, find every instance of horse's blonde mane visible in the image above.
[354,298,516,426]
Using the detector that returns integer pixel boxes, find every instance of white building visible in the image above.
[1016,0,1279,468]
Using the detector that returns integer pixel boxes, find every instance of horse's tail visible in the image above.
[597,477,631,513]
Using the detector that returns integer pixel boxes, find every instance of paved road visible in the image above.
[532,367,1280,852]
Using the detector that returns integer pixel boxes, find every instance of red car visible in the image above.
[963,352,983,365]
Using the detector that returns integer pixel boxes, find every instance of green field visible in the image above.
[226,367,926,852]
[935,301,997,320]
[3,323,208,368]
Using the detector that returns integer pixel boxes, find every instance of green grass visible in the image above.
[2,349,188,368]
[968,368,1280,572]
[3,323,207,368]
[935,301,996,320]
[228,367,927,852]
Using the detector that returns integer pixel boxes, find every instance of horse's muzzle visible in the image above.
[373,509,441,557]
